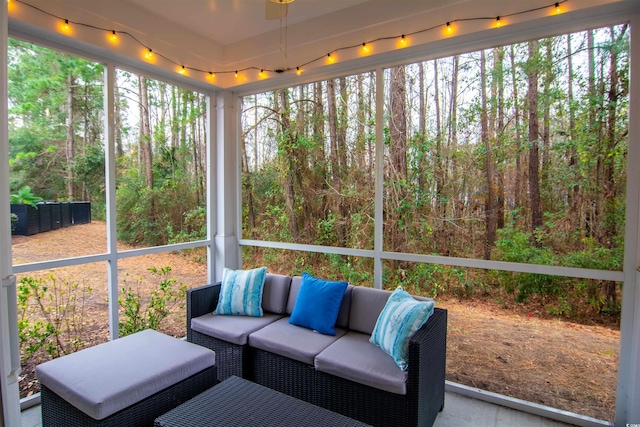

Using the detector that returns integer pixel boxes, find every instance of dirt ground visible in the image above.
[11,222,619,422]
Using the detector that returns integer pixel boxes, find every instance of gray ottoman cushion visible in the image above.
[248,317,346,365]
[191,312,283,345]
[315,331,407,395]
[36,329,216,420]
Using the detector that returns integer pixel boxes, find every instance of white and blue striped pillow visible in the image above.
[370,287,435,370]
[215,267,267,317]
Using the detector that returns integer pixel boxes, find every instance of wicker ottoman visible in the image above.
[36,329,217,427]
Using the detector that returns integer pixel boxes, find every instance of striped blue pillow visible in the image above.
[215,267,267,317]
[369,287,435,370]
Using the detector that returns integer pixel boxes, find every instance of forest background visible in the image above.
[6,23,628,422]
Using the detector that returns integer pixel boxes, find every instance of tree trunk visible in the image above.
[139,75,153,189]
[527,41,543,236]
[66,74,76,200]
[494,47,505,230]
[481,50,496,260]
[510,45,523,212]
[389,66,408,254]
[278,88,299,242]
[566,34,580,232]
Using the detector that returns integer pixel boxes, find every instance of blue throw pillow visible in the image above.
[215,267,267,317]
[289,272,348,335]
[370,287,435,370]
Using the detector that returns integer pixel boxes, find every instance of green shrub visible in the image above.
[118,266,187,336]
[17,275,91,362]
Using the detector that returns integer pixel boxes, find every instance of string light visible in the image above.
[259,69,265,78]
[60,19,70,33]
[11,0,570,81]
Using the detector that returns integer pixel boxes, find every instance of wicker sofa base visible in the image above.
[251,347,317,404]
[40,365,217,427]
[250,308,447,427]
[190,329,249,381]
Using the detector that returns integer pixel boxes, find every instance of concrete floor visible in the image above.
[21,391,576,427]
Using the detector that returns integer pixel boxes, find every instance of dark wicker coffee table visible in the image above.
[154,375,370,426]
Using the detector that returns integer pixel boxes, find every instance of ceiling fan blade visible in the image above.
[265,0,288,20]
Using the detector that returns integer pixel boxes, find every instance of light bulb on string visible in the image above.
[145,49,153,59]
[179,66,186,75]
[60,19,71,33]
[399,35,407,47]
[554,2,562,14]
[235,71,239,78]
[362,43,370,54]
[296,67,302,76]
[495,17,502,28]
[109,30,118,43]
[327,53,335,64]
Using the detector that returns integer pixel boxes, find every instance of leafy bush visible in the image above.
[118,266,187,336]
[494,226,564,302]
[10,185,43,207]
[17,275,91,362]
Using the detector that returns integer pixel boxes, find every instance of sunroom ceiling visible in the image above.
[7,0,629,92]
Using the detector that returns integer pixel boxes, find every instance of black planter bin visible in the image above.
[10,204,40,236]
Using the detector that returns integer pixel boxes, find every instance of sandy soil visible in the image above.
[11,221,619,421]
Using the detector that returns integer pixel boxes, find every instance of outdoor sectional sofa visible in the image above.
[187,273,448,427]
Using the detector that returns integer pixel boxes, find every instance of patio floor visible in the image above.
[20,390,576,427]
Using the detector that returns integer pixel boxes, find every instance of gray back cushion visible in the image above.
[286,277,352,329]
[349,287,392,335]
[286,276,303,314]
[262,273,291,314]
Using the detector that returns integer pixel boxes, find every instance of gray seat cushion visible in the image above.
[263,274,292,314]
[248,317,346,365]
[191,312,283,345]
[315,331,407,395]
[35,329,216,420]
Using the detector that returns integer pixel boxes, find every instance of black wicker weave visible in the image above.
[186,283,253,381]
[251,308,447,427]
[187,282,447,427]
[315,308,447,427]
[40,365,217,427]
[154,375,370,427]
[251,347,317,404]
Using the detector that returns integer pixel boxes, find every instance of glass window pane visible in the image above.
[241,73,377,249]
[9,39,106,263]
[115,69,208,248]
[382,27,628,275]
[382,261,619,421]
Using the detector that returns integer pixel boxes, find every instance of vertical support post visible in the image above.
[214,91,239,281]
[206,92,217,285]
[374,67,384,289]
[616,15,640,427]
[103,63,119,341]
[0,3,21,424]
